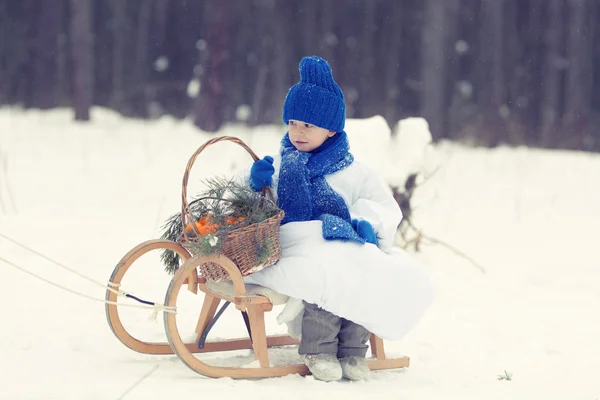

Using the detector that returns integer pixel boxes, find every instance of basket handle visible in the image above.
[180,136,276,238]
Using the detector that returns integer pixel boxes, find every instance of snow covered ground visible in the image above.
[1,107,599,399]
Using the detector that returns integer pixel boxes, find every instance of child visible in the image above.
[243,56,435,381]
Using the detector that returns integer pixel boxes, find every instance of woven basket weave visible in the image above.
[177,136,284,282]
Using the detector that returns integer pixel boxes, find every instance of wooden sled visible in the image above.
[106,239,410,378]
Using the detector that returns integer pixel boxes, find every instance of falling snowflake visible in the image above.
[153,56,169,72]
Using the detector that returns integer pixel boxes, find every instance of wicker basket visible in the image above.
[176,136,284,282]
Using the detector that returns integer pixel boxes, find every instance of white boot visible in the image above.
[339,356,371,381]
[303,353,343,382]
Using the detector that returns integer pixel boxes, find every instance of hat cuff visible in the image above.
[282,84,345,132]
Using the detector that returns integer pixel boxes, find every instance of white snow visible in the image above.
[1,106,599,399]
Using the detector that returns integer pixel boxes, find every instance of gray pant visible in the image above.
[298,301,370,358]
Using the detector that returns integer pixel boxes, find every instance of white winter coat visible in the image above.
[240,154,435,341]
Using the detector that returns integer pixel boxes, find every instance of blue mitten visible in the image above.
[320,214,365,244]
[249,155,275,191]
[351,219,379,246]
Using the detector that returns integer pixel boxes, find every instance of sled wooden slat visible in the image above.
[198,279,273,308]
[370,335,386,360]
[368,357,410,369]
[186,268,198,294]
[194,292,220,337]
[105,336,299,356]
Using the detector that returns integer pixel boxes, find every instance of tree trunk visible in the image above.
[226,0,253,122]
[32,0,62,109]
[154,0,170,49]
[477,0,506,146]
[70,0,93,121]
[503,0,526,144]
[134,0,153,117]
[447,0,480,140]
[14,0,37,106]
[250,0,275,126]
[0,1,7,105]
[110,0,127,111]
[318,0,335,65]
[421,0,452,141]
[564,0,592,149]
[540,0,564,147]
[301,0,318,57]
[194,0,231,132]
[524,0,544,144]
[358,0,378,118]
[383,1,403,127]
[56,14,69,107]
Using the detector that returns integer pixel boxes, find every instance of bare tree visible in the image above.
[134,0,153,116]
[540,0,564,147]
[154,0,170,49]
[110,0,127,111]
[249,1,276,126]
[56,10,69,107]
[421,0,456,140]
[70,0,93,121]
[356,0,378,117]
[32,0,63,109]
[270,2,295,121]
[477,0,506,146]
[383,1,403,126]
[194,0,231,132]
[564,0,593,149]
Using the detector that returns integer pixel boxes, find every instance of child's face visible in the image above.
[288,120,336,152]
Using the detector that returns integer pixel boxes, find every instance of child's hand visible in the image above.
[351,219,379,246]
[250,155,275,191]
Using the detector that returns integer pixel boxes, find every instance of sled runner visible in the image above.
[105,136,410,378]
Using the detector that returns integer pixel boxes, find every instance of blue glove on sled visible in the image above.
[249,155,275,191]
[352,219,379,246]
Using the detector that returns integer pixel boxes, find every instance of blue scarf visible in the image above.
[277,131,365,244]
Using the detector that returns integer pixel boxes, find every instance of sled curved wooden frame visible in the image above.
[106,239,410,378]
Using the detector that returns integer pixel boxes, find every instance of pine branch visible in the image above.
[159,176,280,275]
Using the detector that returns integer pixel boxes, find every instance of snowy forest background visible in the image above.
[2,2,600,398]
[0,0,598,151]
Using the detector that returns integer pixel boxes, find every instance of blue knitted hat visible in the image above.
[282,56,346,132]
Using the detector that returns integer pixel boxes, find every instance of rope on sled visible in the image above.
[0,233,175,316]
